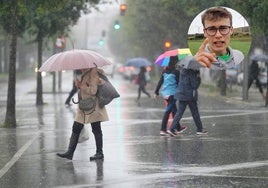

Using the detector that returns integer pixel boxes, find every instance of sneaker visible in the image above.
[167,130,177,137]
[196,130,208,135]
[175,126,187,134]
[160,131,168,136]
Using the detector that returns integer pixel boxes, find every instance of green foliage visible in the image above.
[0,0,100,41]
[109,0,224,62]
[218,0,268,38]
[109,0,267,62]
[188,35,251,56]
[0,0,27,36]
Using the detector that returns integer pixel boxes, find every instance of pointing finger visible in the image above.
[198,38,209,53]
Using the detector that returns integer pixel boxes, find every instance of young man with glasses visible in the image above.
[181,6,244,70]
[168,7,245,136]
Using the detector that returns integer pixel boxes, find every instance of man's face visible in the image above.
[203,18,233,55]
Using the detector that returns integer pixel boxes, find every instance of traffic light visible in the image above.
[114,20,120,29]
[164,41,172,50]
[98,39,104,46]
[120,4,127,16]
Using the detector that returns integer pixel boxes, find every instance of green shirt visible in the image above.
[218,52,231,62]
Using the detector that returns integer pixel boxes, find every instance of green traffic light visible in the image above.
[114,20,120,29]
[98,39,104,46]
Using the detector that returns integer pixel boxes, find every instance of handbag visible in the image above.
[97,72,120,108]
[78,126,89,143]
[78,96,96,114]
[72,69,96,114]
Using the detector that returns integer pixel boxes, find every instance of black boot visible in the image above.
[57,122,83,160]
[90,122,104,161]
[89,152,104,161]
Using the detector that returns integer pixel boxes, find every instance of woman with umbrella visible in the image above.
[154,56,180,136]
[39,49,112,161]
[57,67,109,161]
[57,67,109,160]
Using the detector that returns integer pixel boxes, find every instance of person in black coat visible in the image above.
[248,60,265,99]
[137,66,151,100]
[167,68,207,136]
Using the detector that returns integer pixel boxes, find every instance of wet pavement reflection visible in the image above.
[0,72,267,187]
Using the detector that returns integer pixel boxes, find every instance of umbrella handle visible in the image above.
[72,98,80,104]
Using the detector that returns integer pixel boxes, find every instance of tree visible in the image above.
[0,0,100,127]
[109,0,218,62]
[25,0,100,105]
[2,0,19,127]
[109,0,267,96]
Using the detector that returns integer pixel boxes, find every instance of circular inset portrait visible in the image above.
[188,7,251,67]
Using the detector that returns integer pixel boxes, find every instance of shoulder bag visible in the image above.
[97,72,120,108]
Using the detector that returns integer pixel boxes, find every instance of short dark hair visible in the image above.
[201,7,232,27]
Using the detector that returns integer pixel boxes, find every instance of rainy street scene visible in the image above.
[0,1,268,188]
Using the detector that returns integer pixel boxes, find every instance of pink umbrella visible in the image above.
[39,49,112,72]
[154,48,192,67]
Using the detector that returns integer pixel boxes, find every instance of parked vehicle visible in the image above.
[118,66,139,81]
[102,58,116,78]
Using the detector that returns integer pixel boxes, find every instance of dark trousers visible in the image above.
[91,121,103,154]
[137,85,151,99]
[170,100,203,132]
[248,77,263,94]
[161,95,177,131]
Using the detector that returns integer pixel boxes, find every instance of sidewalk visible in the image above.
[1,71,267,125]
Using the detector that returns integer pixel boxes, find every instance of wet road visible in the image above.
[0,72,267,188]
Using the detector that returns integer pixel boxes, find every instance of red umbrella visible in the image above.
[39,49,111,72]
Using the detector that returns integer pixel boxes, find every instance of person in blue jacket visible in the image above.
[154,56,180,136]
[167,68,207,136]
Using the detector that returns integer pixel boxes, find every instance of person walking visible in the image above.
[57,67,109,161]
[137,66,151,100]
[248,60,266,99]
[154,56,180,136]
[167,68,207,136]
[65,70,82,106]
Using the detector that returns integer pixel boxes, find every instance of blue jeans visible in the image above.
[170,100,203,132]
[161,95,177,131]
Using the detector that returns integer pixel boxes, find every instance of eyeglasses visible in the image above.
[204,26,232,36]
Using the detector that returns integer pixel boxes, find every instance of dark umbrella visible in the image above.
[250,54,268,62]
[125,58,152,67]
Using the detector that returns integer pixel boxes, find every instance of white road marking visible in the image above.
[53,160,268,188]
[0,133,39,178]
[1,109,267,181]
[109,109,268,126]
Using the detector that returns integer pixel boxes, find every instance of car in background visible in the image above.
[101,58,116,78]
[118,65,152,82]
[102,64,116,78]
[118,66,139,81]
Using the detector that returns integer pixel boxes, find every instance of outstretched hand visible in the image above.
[194,38,217,68]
